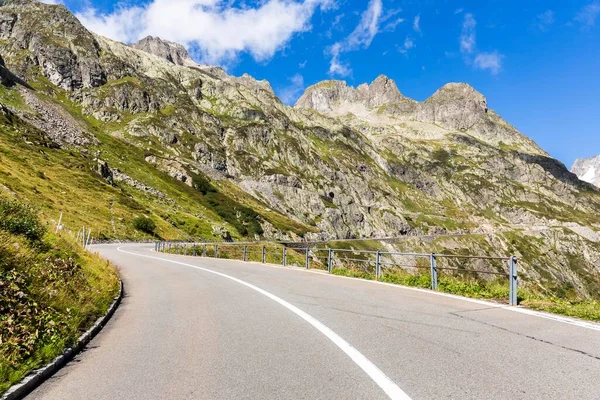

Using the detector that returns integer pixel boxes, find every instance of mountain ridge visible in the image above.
[1,0,600,300]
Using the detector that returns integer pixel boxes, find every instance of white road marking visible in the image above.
[117,246,412,400]
[144,246,600,332]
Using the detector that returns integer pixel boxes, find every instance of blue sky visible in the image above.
[46,0,600,167]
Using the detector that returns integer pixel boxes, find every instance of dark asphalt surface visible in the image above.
[27,244,600,400]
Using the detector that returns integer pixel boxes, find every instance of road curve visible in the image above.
[27,244,600,400]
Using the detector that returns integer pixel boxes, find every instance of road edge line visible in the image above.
[1,280,124,400]
[118,247,412,400]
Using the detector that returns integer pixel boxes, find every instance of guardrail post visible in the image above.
[243,246,248,262]
[215,245,219,258]
[184,244,187,256]
[328,249,333,273]
[193,244,196,257]
[509,256,518,306]
[203,244,207,257]
[305,248,310,269]
[375,251,381,280]
[430,254,438,290]
[283,247,287,266]
[262,246,266,263]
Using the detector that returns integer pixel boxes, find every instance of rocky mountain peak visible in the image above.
[131,36,196,67]
[295,75,404,113]
[426,82,487,110]
[232,73,274,94]
[571,155,600,187]
[356,74,404,105]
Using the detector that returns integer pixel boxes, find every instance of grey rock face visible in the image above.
[22,89,97,146]
[295,75,405,113]
[418,83,488,130]
[231,73,275,95]
[0,0,106,90]
[112,169,171,201]
[571,155,600,187]
[132,36,196,67]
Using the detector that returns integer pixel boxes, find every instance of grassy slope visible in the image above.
[0,82,315,241]
[0,199,119,394]
[323,237,600,322]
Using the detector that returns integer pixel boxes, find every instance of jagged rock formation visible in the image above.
[132,36,197,67]
[295,75,407,112]
[1,0,600,298]
[571,155,600,187]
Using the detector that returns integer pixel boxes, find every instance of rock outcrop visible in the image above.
[0,0,106,90]
[132,36,196,67]
[296,75,406,113]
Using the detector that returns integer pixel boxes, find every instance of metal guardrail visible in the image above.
[155,241,518,306]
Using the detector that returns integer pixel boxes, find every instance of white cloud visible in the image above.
[327,0,382,76]
[413,15,421,33]
[473,51,503,74]
[278,73,306,105]
[574,2,600,29]
[459,13,504,75]
[328,42,352,77]
[460,13,476,54]
[380,8,403,32]
[77,6,146,44]
[398,36,415,54]
[75,0,335,66]
[534,10,555,31]
[326,13,345,38]
[346,0,382,49]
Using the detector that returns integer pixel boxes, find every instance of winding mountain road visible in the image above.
[27,244,600,399]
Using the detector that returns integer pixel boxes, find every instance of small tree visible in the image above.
[132,216,156,235]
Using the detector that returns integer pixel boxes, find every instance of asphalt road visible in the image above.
[27,244,600,400]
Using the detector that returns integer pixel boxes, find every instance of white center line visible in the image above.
[117,246,412,400]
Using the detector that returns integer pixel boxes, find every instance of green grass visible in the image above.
[0,199,119,394]
[332,261,600,322]
[0,81,313,242]
[522,299,600,321]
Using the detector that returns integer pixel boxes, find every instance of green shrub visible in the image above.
[0,198,47,242]
[191,174,216,195]
[132,216,156,234]
[191,173,264,237]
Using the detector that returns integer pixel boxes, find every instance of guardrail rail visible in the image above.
[155,241,518,306]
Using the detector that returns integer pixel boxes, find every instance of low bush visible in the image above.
[0,198,47,242]
[132,216,156,235]
[191,173,263,237]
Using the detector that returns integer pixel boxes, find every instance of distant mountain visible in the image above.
[572,155,600,187]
